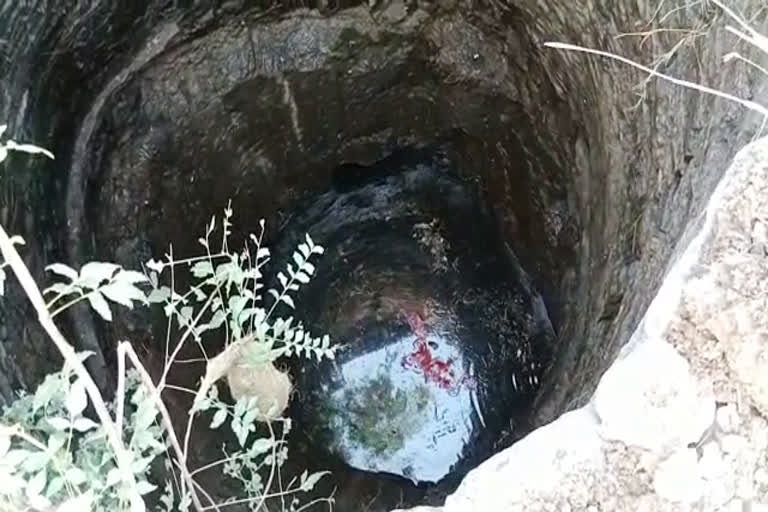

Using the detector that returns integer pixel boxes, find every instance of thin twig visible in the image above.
[252,420,280,512]
[711,0,755,35]
[723,51,768,77]
[2,424,48,451]
[172,458,222,511]
[117,341,206,512]
[543,42,768,118]
[189,453,246,477]
[115,343,126,437]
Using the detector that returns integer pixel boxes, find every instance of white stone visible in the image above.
[716,405,740,433]
[652,447,704,503]
[443,408,603,511]
[592,338,714,451]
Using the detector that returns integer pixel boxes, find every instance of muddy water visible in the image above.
[306,298,479,484]
[270,149,554,510]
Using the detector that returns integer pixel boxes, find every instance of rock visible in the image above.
[442,408,604,511]
[652,447,704,503]
[592,339,714,452]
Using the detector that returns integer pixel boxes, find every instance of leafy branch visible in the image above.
[1,128,336,511]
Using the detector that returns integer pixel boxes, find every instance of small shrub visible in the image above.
[0,133,336,511]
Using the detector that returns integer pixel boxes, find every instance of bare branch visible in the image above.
[117,341,206,512]
[543,41,768,118]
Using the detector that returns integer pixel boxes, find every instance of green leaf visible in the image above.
[116,270,148,284]
[136,480,157,495]
[160,481,174,512]
[248,438,274,456]
[47,475,66,496]
[192,287,206,302]
[131,428,164,453]
[66,379,88,417]
[281,295,295,309]
[46,263,78,281]
[191,261,213,278]
[255,321,269,342]
[5,449,31,468]
[0,267,5,296]
[234,397,247,419]
[42,282,73,296]
[210,408,227,429]
[295,271,310,284]
[87,291,113,321]
[26,468,47,497]
[147,286,171,304]
[277,272,288,289]
[131,456,154,475]
[79,262,120,287]
[180,306,193,321]
[101,281,146,308]
[242,402,261,425]
[272,317,285,336]
[208,309,226,330]
[72,417,98,432]
[133,399,158,432]
[32,375,60,411]
[237,307,261,327]
[106,468,122,487]
[65,467,88,486]
[47,417,71,431]
[146,259,164,274]
[228,295,248,321]
[300,470,329,492]
[234,420,251,448]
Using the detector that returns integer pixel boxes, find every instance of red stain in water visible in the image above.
[401,310,470,394]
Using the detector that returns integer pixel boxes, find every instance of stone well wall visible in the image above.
[399,135,768,512]
[0,0,767,510]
